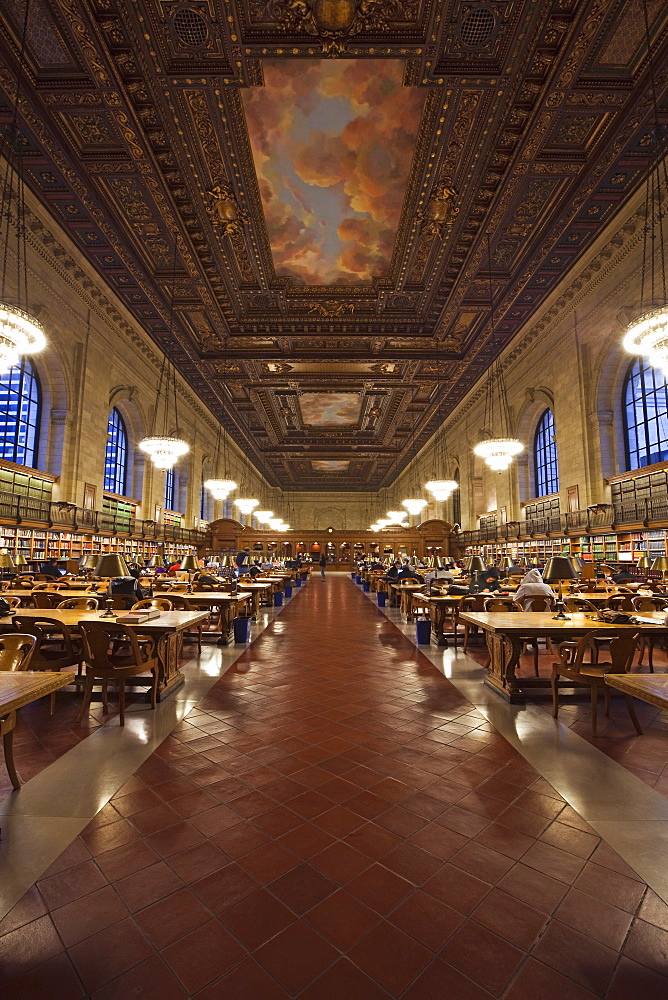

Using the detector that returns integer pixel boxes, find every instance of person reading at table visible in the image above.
[40,559,64,579]
[477,568,504,594]
[513,569,556,609]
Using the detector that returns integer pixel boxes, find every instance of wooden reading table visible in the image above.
[458,610,668,703]
[1,671,73,789]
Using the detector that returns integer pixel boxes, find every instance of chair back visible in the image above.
[0,634,36,671]
[79,621,147,672]
[483,598,521,612]
[563,597,597,613]
[57,597,100,610]
[524,596,554,612]
[131,598,172,611]
[12,615,80,668]
[632,596,668,612]
[459,594,486,613]
[167,594,193,610]
[556,630,639,677]
[32,592,59,609]
[606,595,635,612]
[4,595,22,611]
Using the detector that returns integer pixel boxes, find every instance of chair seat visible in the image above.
[575,665,609,680]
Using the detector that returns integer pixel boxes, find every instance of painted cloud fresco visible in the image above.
[312,461,351,472]
[299,393,361,426]
[242,60,426,285]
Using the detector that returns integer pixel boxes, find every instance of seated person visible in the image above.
[40,559,64,579]
[513,569,556,609]
[611,568,636,584]
[110,575,144,609]
[396,562,424,584]
[425,564,455,585]
[383,561,402,581]
[477,568,504,594]
[247,563,262,578]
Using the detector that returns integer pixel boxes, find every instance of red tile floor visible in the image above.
[1,575,668,998]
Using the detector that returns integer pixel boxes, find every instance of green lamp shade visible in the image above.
[650,556,668,573]
[0,552,15,570]
[543,556,578,583]
[636,554,651,569]
[93,553,130,577]
[180,554,200,572]
[13,553,27,567]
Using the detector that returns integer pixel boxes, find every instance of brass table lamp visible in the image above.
[543,556,578,619]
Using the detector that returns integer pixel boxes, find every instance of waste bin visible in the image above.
[377,592,387,607]
[351,571,356,579]
[285,585,292,598]
[362,582,370,592]
[233,616,251,643]
[274,592,283,607]
[355,575,362,584]
[415,618,431,645]
[296,578,302,588]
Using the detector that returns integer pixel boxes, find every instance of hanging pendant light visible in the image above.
[255,509,274,524]
[402,498,428,516]
[386,510,408,523]
[235,497,259,515]
[425,480,459,502]
[139,235,189,469]
[622,2,668,372]
[473,233,523,471]
[205,478,237,500]
[0,3,47,374]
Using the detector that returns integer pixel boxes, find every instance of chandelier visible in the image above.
[234,498,259,515]
[205,478,237,501]
[474,234,523,471]
[402,498,428,516]
[0,3,47,376]
[425,479,458,502]
[622,3,668,372]
[139,435,189,470]
[254,509,274,524]
[386,510,408,523]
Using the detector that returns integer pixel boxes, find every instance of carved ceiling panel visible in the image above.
[0,0,667,488]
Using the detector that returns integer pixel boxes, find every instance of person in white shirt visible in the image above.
[513,569,556,610]
[425,565,454,584]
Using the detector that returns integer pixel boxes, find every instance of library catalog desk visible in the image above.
[457,611,668,703]
[9,609,209,700]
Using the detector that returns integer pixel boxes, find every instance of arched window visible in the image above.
[104,408,128,495]
[623,358,668,471]
[452,469,461,527]
[165,467,175,510]
[0,358,40,467]
[534,409,559,496]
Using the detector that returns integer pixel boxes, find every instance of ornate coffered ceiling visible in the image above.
[1,0,667,489]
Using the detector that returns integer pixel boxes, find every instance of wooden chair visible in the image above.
[551,631,643,736]
[483,598,522,612]
[458,594,486,652]
[3,596,22,612]
[522,597,556,676]
[0,634,36,672]
[77,621,160,726]
[563,597,597,613]
[12,615,84,713]
[631,597,668,671]
[168,594,203,651]
[57,597,100,610]
[606,595,635,612]
[31,592,60,609]
[131,598,173,612]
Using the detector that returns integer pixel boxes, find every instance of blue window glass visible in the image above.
[104,408,127,495]
[624,359,668,470]
[200,483,207,520]
[534,409,559,496]
[0,357,40,467]
[165,468,175,510]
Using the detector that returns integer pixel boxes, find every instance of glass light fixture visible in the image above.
[0,306,46,374]
[234,498,259,515]
[386,510,407,522]
[139,435,189,470]
[205,478,237,500]
[268,517,283,530]
[255,510,274,523]
[402,498,428,516]
[624,307,668,374]
[425,479,458,500]
[473,438,524,471]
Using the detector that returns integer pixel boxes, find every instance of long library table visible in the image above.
[153,591,251,639]
[0,671,73,790]
[8,609,209,699]
[457,610,668,703]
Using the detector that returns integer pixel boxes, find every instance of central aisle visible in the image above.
[1,574,665,998]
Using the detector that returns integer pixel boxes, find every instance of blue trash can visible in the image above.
[285,585,292,598]
[416,618,431,645]
[355,575,362,584]
[274,592,283,607]
[296,578,302,588]
[351,571,356,580]
[233,616,251,643]
[363,582,370,592]
[377,592,387,607]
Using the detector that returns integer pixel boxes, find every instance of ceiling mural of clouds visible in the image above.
[242,59,425,285]
[312,460,351,472]
[299,392,362,426]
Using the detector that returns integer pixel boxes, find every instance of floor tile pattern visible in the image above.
[1,576,667,997]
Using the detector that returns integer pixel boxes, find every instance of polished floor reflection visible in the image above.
[1,575,667,998]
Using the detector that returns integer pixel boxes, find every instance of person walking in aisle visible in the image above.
[319,552,327,579]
